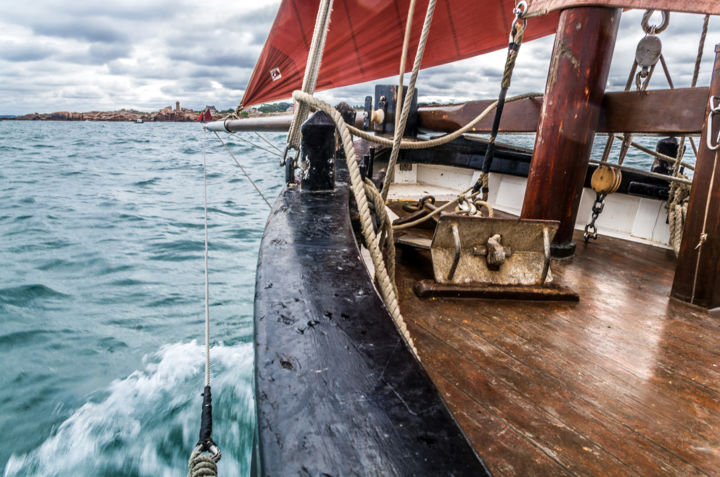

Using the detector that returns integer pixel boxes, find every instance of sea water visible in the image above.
[0,121,285,476]
[0,120,689,476]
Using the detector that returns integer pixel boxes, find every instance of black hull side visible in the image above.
[253,161,490,476]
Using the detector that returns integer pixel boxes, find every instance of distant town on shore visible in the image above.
[0,101,295,122]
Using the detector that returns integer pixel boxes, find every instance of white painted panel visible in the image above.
[594,193,640,234]
[394,163,417,183]
[492,174,526,216]
[388,165,672,249]
[632,198,662,240]
[651,203,671,244]
[416,164,474,188]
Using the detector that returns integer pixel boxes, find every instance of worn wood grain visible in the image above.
[395,226,720,476]
[417,88,709,135]
[672,45,720,308]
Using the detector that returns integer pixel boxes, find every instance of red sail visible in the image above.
[241,0,560,108]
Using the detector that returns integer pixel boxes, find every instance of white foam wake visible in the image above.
[4,341,254,477]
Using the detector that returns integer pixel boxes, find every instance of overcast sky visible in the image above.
[0,2,717,114]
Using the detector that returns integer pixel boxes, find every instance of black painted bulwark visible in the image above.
[254,161,490,476]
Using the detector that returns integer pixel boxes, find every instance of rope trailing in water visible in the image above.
[475,2,527,202]
[286,0,334,157]
[293,90,417,357]
[189,131,221,477]
[381,0,437,201]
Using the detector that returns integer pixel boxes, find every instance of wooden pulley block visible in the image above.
[591,165,621,194]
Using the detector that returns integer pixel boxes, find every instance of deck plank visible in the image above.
[396,229,720,476]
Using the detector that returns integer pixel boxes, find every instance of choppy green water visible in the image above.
[0,119,689,476]
[0,121,284,476]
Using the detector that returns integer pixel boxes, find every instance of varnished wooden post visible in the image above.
[520,7,621,257]
[671,45,720,308]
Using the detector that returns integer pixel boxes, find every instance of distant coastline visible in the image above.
[3,103,211,122]
[1,101,299,123]
[0,100,304,123]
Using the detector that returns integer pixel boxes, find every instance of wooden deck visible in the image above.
[395,230,720,476]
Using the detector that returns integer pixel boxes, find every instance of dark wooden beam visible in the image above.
[520,6,621,257]
[599,88,709,134]
[418,96,543,133]
[671,45,720,309]
[417,87,708,134]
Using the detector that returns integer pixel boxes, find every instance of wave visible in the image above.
[0,284,67,307]
[3,341,255,477]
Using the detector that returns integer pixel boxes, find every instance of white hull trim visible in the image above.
[389,163,672,249]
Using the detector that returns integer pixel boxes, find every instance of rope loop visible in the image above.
[188,445,221,477]
[641,10,669,35]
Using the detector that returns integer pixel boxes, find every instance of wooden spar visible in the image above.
[671,45,720,309]
[520,6,621,257]
[417,88,709,134]
[209,87,708,135]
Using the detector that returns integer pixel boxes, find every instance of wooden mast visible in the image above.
[671,45,720,308]
[520,7,621,257]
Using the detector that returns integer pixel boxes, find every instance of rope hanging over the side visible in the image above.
[189,131,221,477]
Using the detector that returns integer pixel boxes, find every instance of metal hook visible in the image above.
[641,10,669,35]
[510,1,528,41]
[707,96,720,151]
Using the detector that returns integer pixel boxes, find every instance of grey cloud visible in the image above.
[0,42,58,62]
[31,18,128,43]
[169,49,259,69]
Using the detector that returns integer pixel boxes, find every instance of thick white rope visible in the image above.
[287,0,334,151]
[395,0,417,134]
[292,90,417,356]
[382,0,437,200]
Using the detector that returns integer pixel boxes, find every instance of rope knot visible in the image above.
[188,445,221,477]
[695,233,708,250]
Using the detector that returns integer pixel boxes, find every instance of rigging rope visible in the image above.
[476,2,527,202]
[668,14,709,256]
[213,131,272,208]
[382,0,437,201]
[286,0,334,156]
[394,0,417,135]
